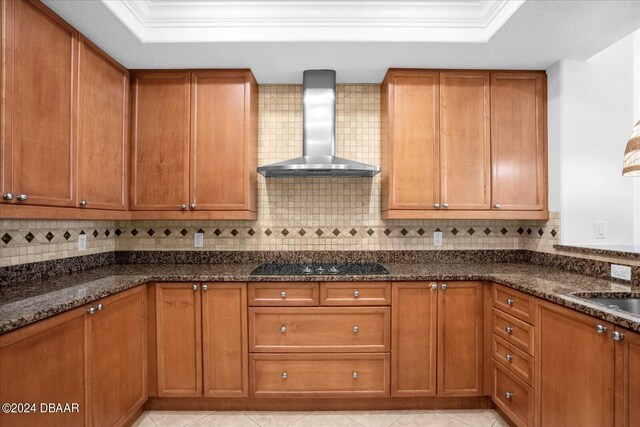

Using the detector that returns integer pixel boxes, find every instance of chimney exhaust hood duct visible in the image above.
[257,70,380,178]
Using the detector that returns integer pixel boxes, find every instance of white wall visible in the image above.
[634,31,640,245]
[548,33,637,246]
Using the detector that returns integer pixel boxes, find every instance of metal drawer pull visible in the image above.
[96,303,103,311]
[87,306,97,315]
[352,372,358,379]
[431,283,437,290]
[353,290,360,298]
[506,298,514,306]
[505,326,513,335]
[441,284,447,290]
[16,194,28,202]
[612,331,625,341]
[280,291,287,299]
[505,354,513,362]
[505,391,513,400]
[280,326,287,333]
[281,372,288,380]
[595,324,608,334]
[192,284,197,291]
[353,326,359,333]
[202,284,208,291]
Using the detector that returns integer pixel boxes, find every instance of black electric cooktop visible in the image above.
[250,263,390,276]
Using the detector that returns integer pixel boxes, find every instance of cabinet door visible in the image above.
[155,283,202,396]
[491,72,546,211]
[3,0,77,207]
[0,307,87,427]
[131,72,190,210]
[191,71,256,211]
[202,283,248,397]
[77,37,128,211]
[391,282,437,396]
[615,328,640,427]
[437,281,483,396]
[386,71,439,210]
[89,286,146,427]
[536,301,614,427]
[439,72,490,210]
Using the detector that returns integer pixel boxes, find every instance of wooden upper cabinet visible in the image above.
[2,0,77,207]
[491,72,547,211]
[131,72,191,210]
[77,37,128,211]
[439,72,491,210]
[536,301,614,427]
[382,70,440,211]
[191,71,257,212]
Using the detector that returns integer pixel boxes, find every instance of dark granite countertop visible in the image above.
[1,262,638,335]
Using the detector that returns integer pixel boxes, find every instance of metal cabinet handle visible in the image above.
[595,324,608,334]
[353,326,359,334]
[441,284,447,290]
[87,306,97,315]
[612,331,625,341]
[494,203,501,209]
[202,284,208,291]
[505,391,513,400]
[353,290,360,298]
[190,203,196,210]
[281,372,288,380]
[280,326,287,334]
[443,203,449,208]
[352,372,359,379]
[431,283,437,290]
[3,193,14,201]
[505,326,513,335]
[79,199,87,207]
[96,303,103,311]
[506,298,514,306]
[16,194,28,202]
[505,354,513,362]
[181,204,187,210]
[280,291,287,299]
[192,284,198,291]
[434,203,440,208]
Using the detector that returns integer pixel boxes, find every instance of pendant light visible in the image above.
[623,120,640,176]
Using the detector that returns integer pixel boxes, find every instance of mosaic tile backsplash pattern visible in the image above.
[0,85,627,269]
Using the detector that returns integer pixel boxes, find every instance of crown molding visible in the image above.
[101,0,525,43]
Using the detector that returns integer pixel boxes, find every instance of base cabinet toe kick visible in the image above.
[1,281,638,427]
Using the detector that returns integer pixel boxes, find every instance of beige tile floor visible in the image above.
[132,409,510,427]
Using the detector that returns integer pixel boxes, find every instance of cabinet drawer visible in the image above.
[493,363,534,427]
[320,282,391,306]
[249,307,390,353]
[250,353,390,398]
[493,284,535,325]
[493,309,535,355]
[492,335,534,386]
[248,283,319,306]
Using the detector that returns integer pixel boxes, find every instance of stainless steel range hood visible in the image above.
[257,70,380,178]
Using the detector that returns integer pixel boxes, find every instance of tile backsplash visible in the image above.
[0,84,611,267]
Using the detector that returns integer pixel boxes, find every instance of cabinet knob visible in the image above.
[96,303,103,311]
[190,203,196,210]
[280,325,287,334]
[79,199,87,207]
[3,192,14,201]
[87,306,97,315]
[441,284,447,290]
[443,203,449,208]
[506,298,514,306]
[595,324,608,334]
[353,290,360,298]
[505,326,513,335]
[202,284,208,291]
[431,283,437,290]
[281,372,288,380]
[353,326,359,334]
[192,284,198,291]
[434,203,440,208]
[494,203,501,209]
[16,194,28,202]
[505,391,513,400]
[352,372,359,379]
[612,331,625,341]
[181,204,187,210]
[280,291,287,299]
[505,354,513,362]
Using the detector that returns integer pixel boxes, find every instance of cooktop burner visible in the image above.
[250,263,390,276]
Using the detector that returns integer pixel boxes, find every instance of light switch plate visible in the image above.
[78,234,87,251]
[595,221,606,239]
[611,264,631,281]
[433,231,443,247]
[194,232,204,248]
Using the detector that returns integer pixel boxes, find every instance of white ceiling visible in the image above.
[43,0,640,83]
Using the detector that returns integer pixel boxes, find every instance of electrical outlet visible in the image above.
[595,221,606,239]
[78,234,87,251]
[611,264,631,281]
[194,232,204,248]
[433,231,443,247]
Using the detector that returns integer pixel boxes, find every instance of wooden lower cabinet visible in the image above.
[0,307,87,427]
[536,301,614,427]
[89,286,147,427]
[154,282,248,398]
[615,327,640,427]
